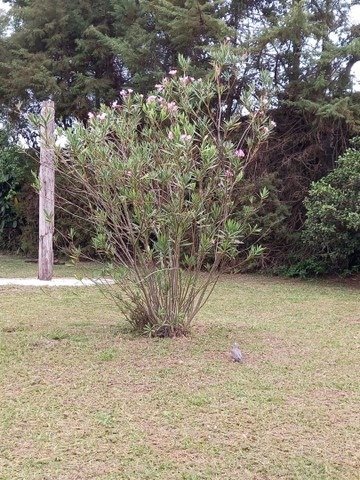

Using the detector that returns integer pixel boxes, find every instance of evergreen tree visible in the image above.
[85,0,228,91]
[0,0,123,124]
[0,0,228,124]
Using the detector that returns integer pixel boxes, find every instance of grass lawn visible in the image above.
[0,254,359,479]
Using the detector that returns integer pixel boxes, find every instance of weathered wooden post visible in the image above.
[38,100,55,280]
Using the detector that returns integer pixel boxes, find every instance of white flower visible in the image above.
[55,135,68,148]
[168,131,174,140]
[120,89,127,96]
[88,112,94,119]
[111,101,118,108]
[97,112,107,120]
[169,69,177,75]
[127,88,133,94]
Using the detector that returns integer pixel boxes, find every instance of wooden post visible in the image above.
[38,100,55,280]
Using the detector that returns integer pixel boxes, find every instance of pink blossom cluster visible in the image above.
[155,77,170,91]
[235,148,245,158]
[179,75,195,86]
[146,95,178,115]
[167,132,192,142]
[166,101,178,114]
[88,112,107,121]
[120,88,134,97]
[146,95,157,104]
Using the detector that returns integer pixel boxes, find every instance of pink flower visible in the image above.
[180,134,192,143]
[111,101,118,108]
[146,95,157,104]
[179,75,195,85]
[180,76,191,85]
[155,84,164,92]
[169,69,177,76]
[166,101,178,114]
[127,88,133,94]
[235,148,245,158]
[97,112,107,121]
[224,169,234,178]
[88,112,94,120]
[120,89,127,96]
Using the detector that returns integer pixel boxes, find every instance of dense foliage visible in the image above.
[302,140,360,274]
[0,130,32,251]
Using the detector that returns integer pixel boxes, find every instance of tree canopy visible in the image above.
[1,1,358,126]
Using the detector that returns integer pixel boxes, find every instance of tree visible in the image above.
[232,1,360,265]
[92,0,228,91]
[0,0,123,125]
[0,0,228,127]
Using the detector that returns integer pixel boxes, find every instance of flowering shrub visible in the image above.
[60,46,274,336]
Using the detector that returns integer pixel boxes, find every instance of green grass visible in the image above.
[0,255,359,479]
[0,253,104,279]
